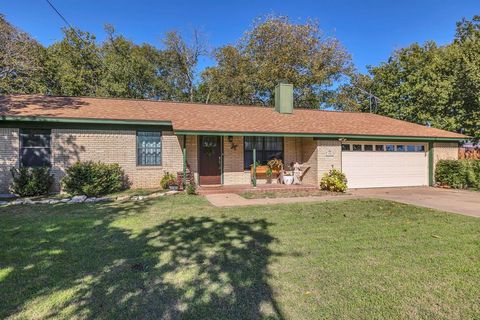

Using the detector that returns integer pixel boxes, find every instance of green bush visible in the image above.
[435,159,480,189]
[160,172,176,189]
[185,183,197,195]
[472,161,480,189]
[10,167,54,197]
[62,161,127,197]
[320,169,348,192]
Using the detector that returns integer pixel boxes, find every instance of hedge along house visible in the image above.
[0,84,467,193]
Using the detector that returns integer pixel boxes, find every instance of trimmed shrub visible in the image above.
[10,167,54,197]
[62,161,127,197]
[435,160,468,189]
[472,161,480,189]
[435,159,480,189]
[320,169,348,193]
[160,172,176,189]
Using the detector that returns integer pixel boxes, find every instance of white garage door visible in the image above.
[342,143,428,189]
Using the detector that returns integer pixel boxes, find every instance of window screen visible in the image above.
[20,129,51,167]
[137,131,162,166]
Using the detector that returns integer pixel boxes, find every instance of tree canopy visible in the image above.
[0,14,46,94]
[201,16,353,107]
[337,16,480,140]
[45,28,102,96]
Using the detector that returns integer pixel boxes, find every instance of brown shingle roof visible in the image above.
[0,95,467,139]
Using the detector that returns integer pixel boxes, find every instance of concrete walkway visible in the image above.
[205,187,480,218]
[205,193,360,207]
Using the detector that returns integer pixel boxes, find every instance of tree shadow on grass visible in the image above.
[0,199,284,319]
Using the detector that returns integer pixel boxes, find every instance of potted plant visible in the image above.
[283,171,294,185]
[167,179,179,191]
[266,158,283,183]
[282,162,294,184]
[160,172,177,190]
[265,167,273,184]
[267,158,283,173]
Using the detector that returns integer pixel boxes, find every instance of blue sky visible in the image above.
[2,0,479,73]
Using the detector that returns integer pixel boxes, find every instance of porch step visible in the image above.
[197,184,318,195]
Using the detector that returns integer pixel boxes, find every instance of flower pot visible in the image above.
[283,176,294,185]
[168,185,179,191]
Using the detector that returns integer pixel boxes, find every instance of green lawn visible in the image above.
[0,196,479,320]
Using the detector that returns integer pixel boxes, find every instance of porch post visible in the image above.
[252,146,257,187]
[183,135,187,188]
[428,141,434,186]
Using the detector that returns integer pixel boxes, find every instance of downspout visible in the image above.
[183,135,187,189]
[252,146,257,187]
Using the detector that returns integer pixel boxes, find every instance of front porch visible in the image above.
[182,134,329,188]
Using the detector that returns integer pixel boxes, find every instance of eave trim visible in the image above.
[174,130,466,142]
[0,115,172,126]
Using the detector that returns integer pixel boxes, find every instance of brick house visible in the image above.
[0,84,466,193]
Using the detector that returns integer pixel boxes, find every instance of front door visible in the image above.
[199,136,222,185]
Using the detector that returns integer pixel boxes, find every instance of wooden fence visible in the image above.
[459,147,480,160]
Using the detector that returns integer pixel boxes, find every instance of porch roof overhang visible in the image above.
[174,130,466,142]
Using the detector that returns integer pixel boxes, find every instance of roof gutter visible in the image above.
[0,115,172,127]
[174,130,466,142]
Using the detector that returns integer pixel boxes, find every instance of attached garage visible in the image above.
[341,142,429,188]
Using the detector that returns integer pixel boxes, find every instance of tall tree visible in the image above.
[451,16,480,140]
[368,42,456,127]
[333,74,374,112]
[45,28,102,96]
[337,16,480,140]
[200,45,256,105]
[99,25,173,99]
[201,16,353,107]
[0,14,46,94]
[162,29,207,102]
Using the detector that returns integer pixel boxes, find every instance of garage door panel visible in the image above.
[342,152,428,188]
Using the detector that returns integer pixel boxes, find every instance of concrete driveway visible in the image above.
[350,187,480,218]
